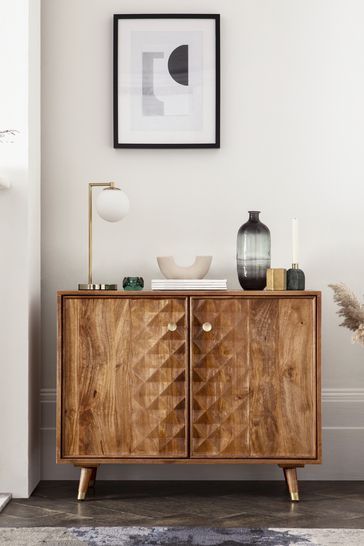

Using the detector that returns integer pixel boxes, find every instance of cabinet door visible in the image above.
[191,297,317,459]
[191,298,250,457]
[61,297,188,458]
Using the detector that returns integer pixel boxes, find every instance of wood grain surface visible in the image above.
[58,292,320,465]
[191,297,316,458]
[191,298,250,457]
[61,297,188,458]
[249,298,316,458]
[58,290,320,298]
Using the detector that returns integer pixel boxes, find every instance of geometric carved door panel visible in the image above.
[191,297,316,459]
[62,297,188,458]
[191,298,250,457]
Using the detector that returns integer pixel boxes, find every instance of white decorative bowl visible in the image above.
[157,256,212,280]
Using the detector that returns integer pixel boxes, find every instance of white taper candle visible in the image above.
[292,218,298,264]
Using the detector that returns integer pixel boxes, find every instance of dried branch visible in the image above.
[329,283,364,345]
[0,130,18,143]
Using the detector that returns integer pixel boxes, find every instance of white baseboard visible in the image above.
[40,388,364,480]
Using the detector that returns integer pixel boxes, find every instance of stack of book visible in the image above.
[151,279,227,291]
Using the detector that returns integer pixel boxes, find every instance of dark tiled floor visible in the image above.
[0,481,364,528]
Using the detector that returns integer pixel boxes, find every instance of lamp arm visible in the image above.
[88,182,115,285]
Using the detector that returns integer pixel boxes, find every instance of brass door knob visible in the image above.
[202,322,212,332]
[168,322,177,332]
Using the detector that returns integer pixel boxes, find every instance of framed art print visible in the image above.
[113,14,220,148]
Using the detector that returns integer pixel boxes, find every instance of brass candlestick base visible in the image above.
[78,283,118,291]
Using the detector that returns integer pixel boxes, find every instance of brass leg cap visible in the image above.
[77,492,86,501]
[290,492,299,502]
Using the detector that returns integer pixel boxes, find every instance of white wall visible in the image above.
[41,0,364,479]
[28,0,41,495]
[0,0,41,497]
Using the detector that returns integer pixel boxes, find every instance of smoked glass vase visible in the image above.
[237,211,271,290]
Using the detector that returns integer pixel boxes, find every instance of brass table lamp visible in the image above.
[78,182,129,290]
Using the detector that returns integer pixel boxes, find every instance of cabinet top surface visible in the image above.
[58,290,321,297]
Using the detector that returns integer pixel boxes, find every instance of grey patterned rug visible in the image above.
[0,527,363,545]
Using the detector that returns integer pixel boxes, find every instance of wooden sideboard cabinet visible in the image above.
[57,290,321,501]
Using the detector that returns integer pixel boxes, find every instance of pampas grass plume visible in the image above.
[329,283,364,346]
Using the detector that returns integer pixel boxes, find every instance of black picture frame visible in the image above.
[113,14,220,149]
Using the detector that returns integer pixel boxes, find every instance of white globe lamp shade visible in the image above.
[96,187,129,222]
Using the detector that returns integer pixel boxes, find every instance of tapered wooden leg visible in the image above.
[77,467,97,501]
[279,465,303,502]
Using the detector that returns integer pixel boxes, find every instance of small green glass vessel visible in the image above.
[123,277,144,291]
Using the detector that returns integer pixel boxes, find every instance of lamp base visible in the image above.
[78,283,118,290]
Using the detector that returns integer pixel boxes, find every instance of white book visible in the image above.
[151,279,227,290]
[152,284,227,287]
[152,279,227,283]
[151,282,227,285]
[152,285,227,288]
[152,286,227,290]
